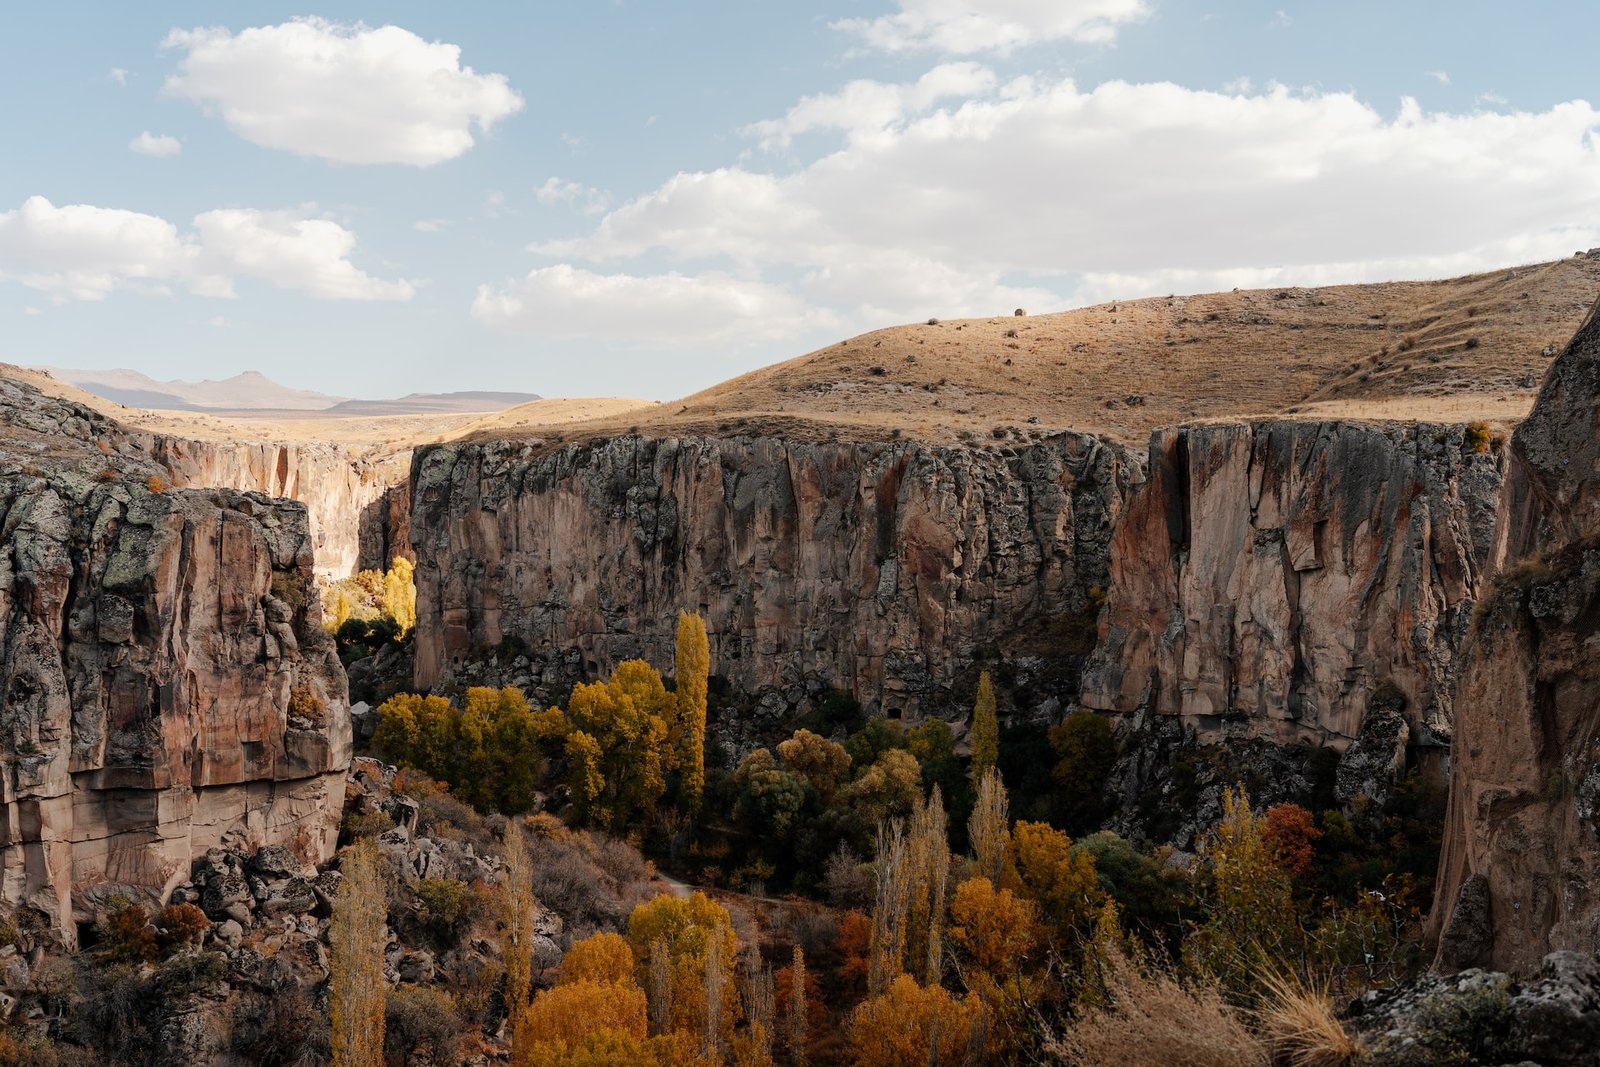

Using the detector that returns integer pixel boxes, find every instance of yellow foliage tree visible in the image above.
[1009,820,1102,935]
[776,729,851,805]
[626,892,741,1039]
[847,974,982,1067]
[521,1030,706,1067]
[521,979,649,1048]
[380,556,416,633]
[330,840,387,1067]
[565,661,673,832]
[673,612,710,810]
[949,876,1039,980]
[968,767,1010,887]
[560,932,636,986]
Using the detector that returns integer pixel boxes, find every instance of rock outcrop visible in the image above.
[150,436,408,581]
[1080,420,1504,762]
[0,376,351,940]
[1434,296,1600,972]
[411,429,1139,719]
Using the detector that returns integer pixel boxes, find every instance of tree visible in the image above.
[968,768,1009,887]
[561,932,636,986]
[330,840,387,1067]
[1009,820,1102,935]
[521,979,649,1048]
[868,819,911,997]
[1263,802,1323,878]
[1048,710,1117,832]
[949,877,1039,979]
[782,945,808,1067]
[673,612,711,810]
[380,556,416,634]
[776,730,851,805]
[970,671,998,781]
[847,975,981,1067]
[838,749,922,831]
[565,661,674,832]
[504,825,537,1063]
[732,749,810,842]
[627,892,741,1038]
[904,788,950,986]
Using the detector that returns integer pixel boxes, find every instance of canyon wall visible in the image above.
[1080,420,1504,759]
[1434,296,1600,972]
[410,430,1140,719]
[150,436,407,580]
[0,377,351,940]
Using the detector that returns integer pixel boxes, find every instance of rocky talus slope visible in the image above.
[0,377,351,940]
[1433,296,1600,973]
[1081,420,1504,755]
[411,430,1140,720]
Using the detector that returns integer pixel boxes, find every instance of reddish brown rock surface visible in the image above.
[1080,419,1504,754]
[1435,297,1600,972]
[0,376,351,939]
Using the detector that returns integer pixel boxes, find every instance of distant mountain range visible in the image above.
[39,367,539,415]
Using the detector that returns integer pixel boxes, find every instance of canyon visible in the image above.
[5,261,1600,972]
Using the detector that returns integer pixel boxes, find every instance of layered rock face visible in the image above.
[150,436,408,580]
[411,431,1139,718]
[1434,297,1600,972]
[1080,420,1504,760]
[0,377,351,939]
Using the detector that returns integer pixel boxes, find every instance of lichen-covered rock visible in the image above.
[0,376,351,940]
[1081,420,1503,763]
[1433,296,1600,973]
[410,431,1139,719]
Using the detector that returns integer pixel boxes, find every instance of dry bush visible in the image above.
[1050,947,1267,1067]
[384,985,465,1066]
[1255,970,1360,1067]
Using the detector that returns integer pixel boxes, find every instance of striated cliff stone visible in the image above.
[411,430,1139,719]
[1433,296,1600,972]
[0,376,351,940]
[150,436,407,581]
[1080,419,1503,758]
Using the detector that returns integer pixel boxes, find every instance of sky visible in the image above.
[2,2,1598,401]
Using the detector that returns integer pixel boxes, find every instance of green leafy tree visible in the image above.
[1049,710,1117,832]
[970,671,998,781]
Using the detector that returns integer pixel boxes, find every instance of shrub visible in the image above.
[101,899,157,963]
[146,475,166,493]
[1464,421,1491,454]
[287,685,327,728]
[1051,946,1268,1067]
[157,903,209,954]
[415,878,477,949]
[230,986,330,1065]
[384,985,464,1067]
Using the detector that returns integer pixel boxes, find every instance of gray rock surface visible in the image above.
[410,431,1140,719]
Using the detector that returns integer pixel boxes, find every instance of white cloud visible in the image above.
[833,0,1148,54]
[1271,10,1293,27]
[162,18,523,165]
[108,68,128,86]
[472,265,835,345]
[522,75,1600,336]
[1428,70,1451,85]
[129,131,182,157]
[1478,91,1509,107]
[413,218,450,233]
[0,196,415,302]
[483,190,507,218]
[193,208,417,300]
[209,315,230,328]
[534,178,612,215]
[745,62,996,149]
[22,306,40,316]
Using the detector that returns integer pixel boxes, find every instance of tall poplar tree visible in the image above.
[970,671,998,781]
[674,611,711,810]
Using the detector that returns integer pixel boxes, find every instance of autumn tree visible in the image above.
[867,819,911,997]
[1009,820,1102,937]
[776,729,851,805]
[520,980,649,1049]
[838,749,922,831]
[782,945,808,1067]
[673,612,711,810]
[566,661,674,832]
[1263,802,1323,878]
[968,768,1009,887]
[847,975,981,1067]
[626,892,741,1038]
[560,932,636,986]
[381,556,417,633]
[970,671,998,781]
[904,788,950,986]
[330,840,387,1067]
[504,825,537,1061]
[949,876,1040,982]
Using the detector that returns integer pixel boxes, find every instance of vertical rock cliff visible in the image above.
[1434,296,1600,972]
[410,430,1139,719]
[0,377,351,939]
[1081,420,1504,758]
